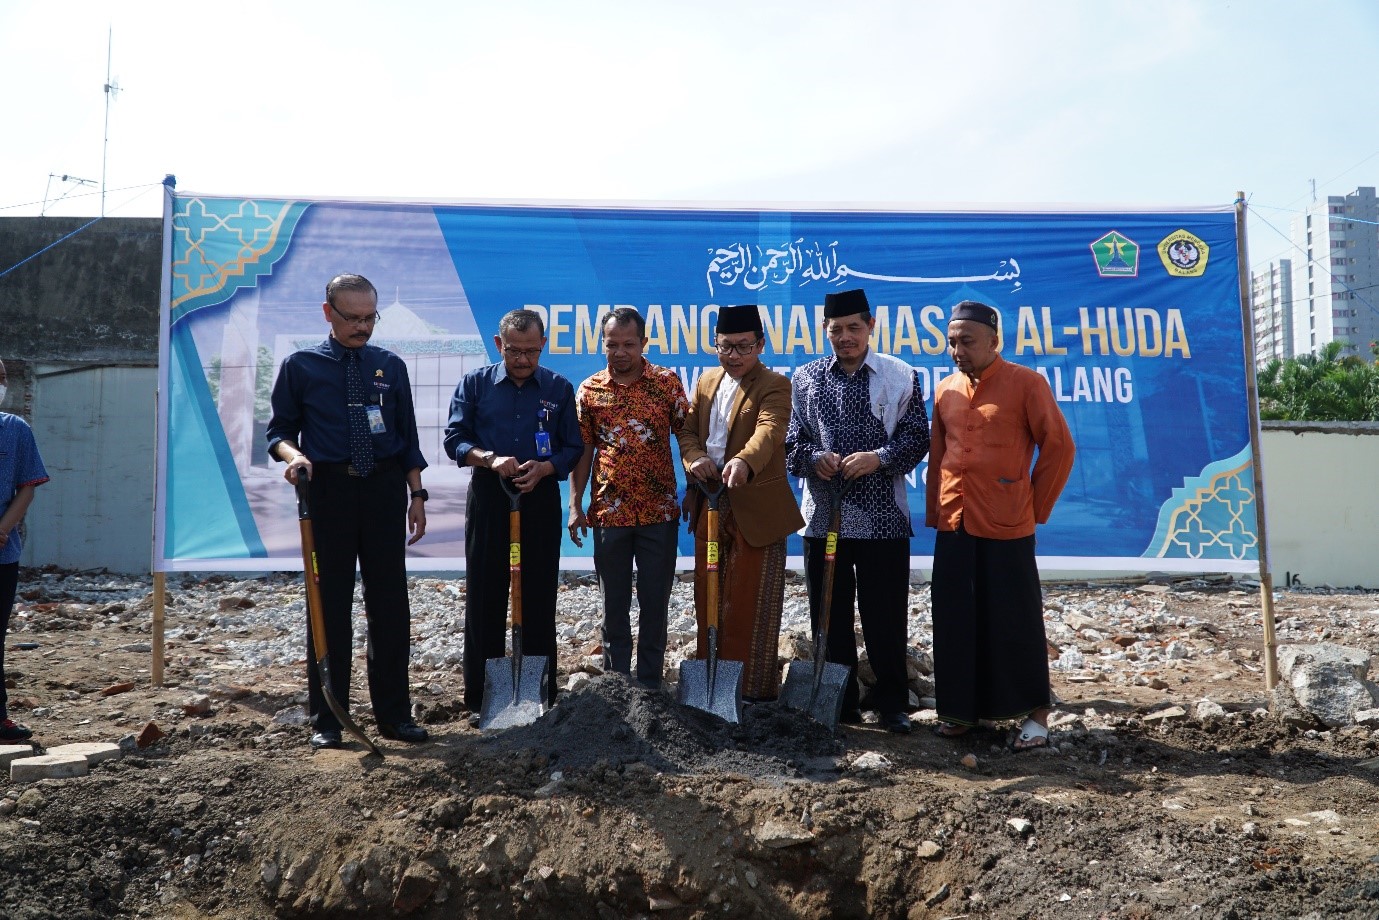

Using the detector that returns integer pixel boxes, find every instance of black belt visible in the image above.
[314,457,399,477]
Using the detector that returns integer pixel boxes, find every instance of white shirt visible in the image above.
[705,374,741,467]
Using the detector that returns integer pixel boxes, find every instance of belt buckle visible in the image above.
[346,464,363,477]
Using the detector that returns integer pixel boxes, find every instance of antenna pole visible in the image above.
[102,26,113,216]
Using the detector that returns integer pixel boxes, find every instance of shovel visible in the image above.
[294,476,384,757]
[780,475,854,730]
[479,475,548,731]
[677,478,744,723]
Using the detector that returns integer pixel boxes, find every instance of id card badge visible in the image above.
[534,430,552,457]
[365,404,386,434]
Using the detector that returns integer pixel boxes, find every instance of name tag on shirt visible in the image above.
[365,405,386,434]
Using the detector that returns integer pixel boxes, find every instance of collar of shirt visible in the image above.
[825,348,881,379]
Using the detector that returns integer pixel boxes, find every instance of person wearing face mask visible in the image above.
[0,360,50,742]
[677,304,803,702]
[784,289,930,733]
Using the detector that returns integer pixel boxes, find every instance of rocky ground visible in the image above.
[3,567,1379,919]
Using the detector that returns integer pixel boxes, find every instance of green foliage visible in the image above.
[1256,341,1379,421]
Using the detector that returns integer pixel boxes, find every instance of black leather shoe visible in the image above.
[0,718,34,741]
[309,730,342,750]
[378,720,429,743]
[839,708,864,725]
[881,712,913,734]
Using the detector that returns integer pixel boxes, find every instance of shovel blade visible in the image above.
[677,658,744,723]
[479,654,548,732]
[779,659,850,730]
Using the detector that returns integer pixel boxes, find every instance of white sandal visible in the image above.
[1012,717,1049,752]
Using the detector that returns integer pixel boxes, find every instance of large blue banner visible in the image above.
[155,192,1256,573]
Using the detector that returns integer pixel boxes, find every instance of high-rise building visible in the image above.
[1287,186,1379,358]
[1250,259,1293,366]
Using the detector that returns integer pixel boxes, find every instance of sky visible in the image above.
[2,0,1377,272]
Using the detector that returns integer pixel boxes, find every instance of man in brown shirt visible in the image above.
[926,300,1075,750]
[678,304,803,701]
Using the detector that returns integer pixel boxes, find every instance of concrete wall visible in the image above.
[1259,421,1379,588]
[0,216,162,363]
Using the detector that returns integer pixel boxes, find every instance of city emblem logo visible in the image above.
[1157,229,1210,277]
[1090,231,1139,277]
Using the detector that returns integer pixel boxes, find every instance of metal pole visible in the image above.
[1235,191,1280,690]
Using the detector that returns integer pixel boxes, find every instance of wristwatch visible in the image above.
[475,449,495,468]
[410,489,429,502]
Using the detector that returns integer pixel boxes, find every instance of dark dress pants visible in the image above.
[803,536,911,715]
[305,464,413,732]
[463,470,560,711]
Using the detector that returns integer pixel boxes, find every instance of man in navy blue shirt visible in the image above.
[267,273,430,751]
[444,309,583,718]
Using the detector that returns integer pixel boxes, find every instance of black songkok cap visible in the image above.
[823,288,869,319]
[950,300,999,330]
[716,304,764,336]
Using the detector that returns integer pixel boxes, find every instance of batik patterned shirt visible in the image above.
[577,359,689,527]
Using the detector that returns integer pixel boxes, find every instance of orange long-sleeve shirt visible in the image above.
[925,354,1075,539]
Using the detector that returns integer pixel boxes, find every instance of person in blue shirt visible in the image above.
[444,309,583,718]
[0,359,50,743]
[266,274,431,751]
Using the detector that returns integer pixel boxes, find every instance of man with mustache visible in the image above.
[267,273,430,751]
[785,288,930,733]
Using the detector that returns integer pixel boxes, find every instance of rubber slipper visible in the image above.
[931,722,970,738]
[1011,718,1049,752]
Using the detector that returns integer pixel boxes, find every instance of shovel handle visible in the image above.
[294,477,329,663]
[813,475,857,675]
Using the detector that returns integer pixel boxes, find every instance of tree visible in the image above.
[1257,341,1379,421]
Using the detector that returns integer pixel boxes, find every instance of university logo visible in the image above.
[1157,229,1209,277]
[1090,231,1139,277]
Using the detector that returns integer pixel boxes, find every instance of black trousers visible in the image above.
[931,526,1051,725]
[463,470,560,711]
[0,561,16,720]
[802,536,911,714]
[305,464,414,732]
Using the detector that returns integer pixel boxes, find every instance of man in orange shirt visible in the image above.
[926,301,1075,751]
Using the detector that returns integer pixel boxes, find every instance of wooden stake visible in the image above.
[1235,191,1279,689]
[152,570,165,687]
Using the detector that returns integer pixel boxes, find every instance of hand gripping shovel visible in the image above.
[677,479,744,723]
[295,476,384,757]
[479,475,548,731]
[780,476,854,730]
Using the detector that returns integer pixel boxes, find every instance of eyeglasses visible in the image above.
[502,346,543,360]
[331,303,381,326]
[715,341,760,356]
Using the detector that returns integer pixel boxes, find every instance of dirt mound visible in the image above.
[491,674,844,778]
[5,572,1379,917]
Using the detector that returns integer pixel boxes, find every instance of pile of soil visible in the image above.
[3,571,1379,918]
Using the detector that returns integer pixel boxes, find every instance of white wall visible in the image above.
[1260,422,1379,588]
[21,364,156,574]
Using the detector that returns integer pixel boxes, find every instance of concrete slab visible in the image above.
[0,744,35,768]
[45,742,123,766]
[11,754,89,782]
